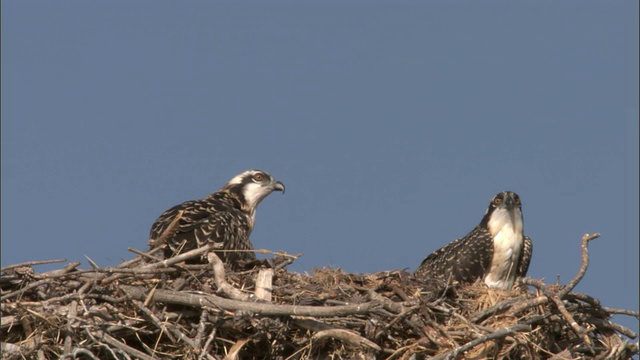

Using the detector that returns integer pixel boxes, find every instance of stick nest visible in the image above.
[1,234,638,360]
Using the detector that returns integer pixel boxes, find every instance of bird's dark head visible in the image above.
[480,191,524,236]
[221,169,285,212]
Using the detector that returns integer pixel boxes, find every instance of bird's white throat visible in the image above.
[242,182,273,210]
[485,207,524,289]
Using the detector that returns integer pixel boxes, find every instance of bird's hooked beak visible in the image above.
[272,181,285,194]
[502,192,516,208]
[500,192,521,224]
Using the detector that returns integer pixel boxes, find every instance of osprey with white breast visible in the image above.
[414,191,532,290]
[149,169,285,269]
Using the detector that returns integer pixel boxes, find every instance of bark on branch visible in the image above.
[121,285,379,317]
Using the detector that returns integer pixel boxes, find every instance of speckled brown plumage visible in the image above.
[414,191,532,289]
[149,169,284,268]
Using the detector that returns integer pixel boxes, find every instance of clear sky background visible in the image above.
[2,1,638,334]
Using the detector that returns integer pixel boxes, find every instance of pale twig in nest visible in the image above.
[1,259,67,272]
[207,251,255,302]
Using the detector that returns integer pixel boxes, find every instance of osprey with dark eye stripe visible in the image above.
[149,169,285,268]
[414,191,532,290]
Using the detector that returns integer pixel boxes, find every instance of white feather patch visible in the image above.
[242,182,273,210]
[227,170,257,186]
[484,207,524,289]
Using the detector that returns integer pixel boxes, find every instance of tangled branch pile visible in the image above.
[2,234,638,359]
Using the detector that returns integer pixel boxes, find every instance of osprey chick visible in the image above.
[414,191,532,290]
[149,169,285,268]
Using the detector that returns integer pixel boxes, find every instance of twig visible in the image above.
[507,295,549,317]
[273,257,295,272]
[85,255,100,270]
[550,294,593,349]
[254,249,304,259]
[602,307,640,319]
[431,324,531,360]
[1,261,81,301]
[311,329,381,352]
[367,289,406,314]
[82,268,177,275]
[101,244,216,285]
[388,282,411,302]
[381,306,420,334]
[564,291,601,308]
[285,345,311,360]
[166,323,200,350]
[523,278,593,349]
[557,233,600,298]
[585,317,638,339]
[472,296,525,323]
[292,317,346,332]
[71,348,100,360]
[121,247,164,268]
[1,259,67,272]
[510,234,600,319]
[429,303,488,334]
[384,342,424,360]
[63,300,78,356]
[131,299,177,343]
[94,331,154,360]
[127,248,164,262]
[67,247,166,289]
[195,308,208,350]
[38,261,82,277]
[200,327,218,360]
[146,243,216,268]
[424,318,460,348]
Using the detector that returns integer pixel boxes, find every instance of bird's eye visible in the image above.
[493,197,502,205]
[514,197,521,205]
[253,173,265,182]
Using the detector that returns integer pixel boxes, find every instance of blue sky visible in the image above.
[2,1,638,333]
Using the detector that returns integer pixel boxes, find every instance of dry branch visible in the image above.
[558,232,600,298]
[207,251,254,302]
[1,259,67,272]
[93,330,155,360]
[121,285,379,317]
